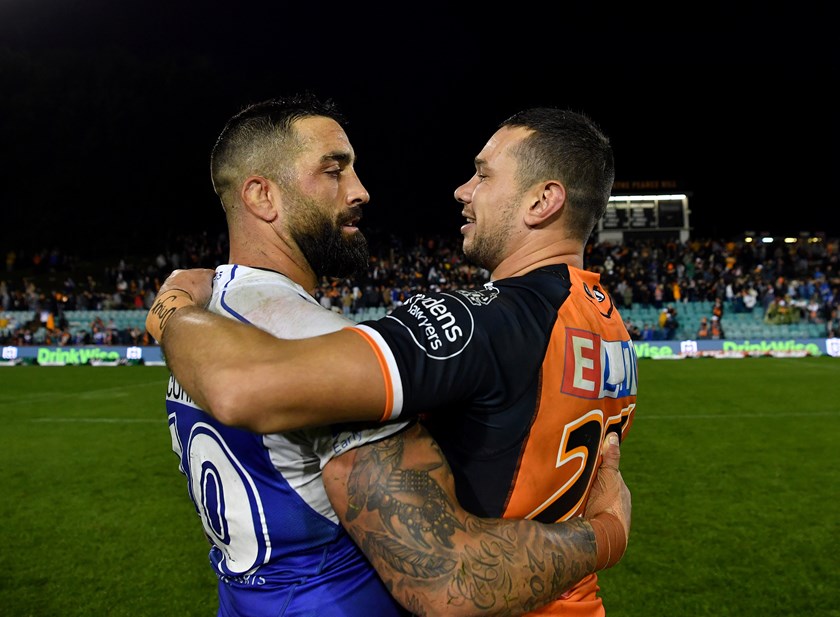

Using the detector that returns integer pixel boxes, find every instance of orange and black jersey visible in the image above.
[351,263,638,522]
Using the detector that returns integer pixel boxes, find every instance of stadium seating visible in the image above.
[0,303,828,344]
[620,300,828,341]
[351,306,389,322]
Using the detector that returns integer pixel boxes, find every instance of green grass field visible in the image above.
[1,358,839,616]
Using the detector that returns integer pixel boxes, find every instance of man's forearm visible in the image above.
[156,304,281,422]
[151,298,388,432]
[323,423,613,616]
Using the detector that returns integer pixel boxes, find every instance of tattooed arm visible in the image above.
[322,423,630,617]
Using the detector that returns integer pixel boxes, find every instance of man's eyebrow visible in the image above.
[322,151,353,165]
[474,157,487,168]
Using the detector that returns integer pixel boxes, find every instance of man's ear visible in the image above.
[524,180,566,226]
[241,175,279,222]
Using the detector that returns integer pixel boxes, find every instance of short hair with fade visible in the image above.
[210,93,346,211]
[500,107,615,241]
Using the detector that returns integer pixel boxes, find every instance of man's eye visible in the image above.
[477,173,488,181]
[326,169,342,177]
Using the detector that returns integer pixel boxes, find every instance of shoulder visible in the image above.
[211,265,352,337]
[361,274,568,360]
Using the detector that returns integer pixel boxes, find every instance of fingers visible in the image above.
[588,431,631,570]
[146,269,215,341]
[158,268,215,307]
[600,431,621,471]
[582,430,625,519]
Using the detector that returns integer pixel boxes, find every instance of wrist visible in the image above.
[146,289,197,342]
[589,512,627,571]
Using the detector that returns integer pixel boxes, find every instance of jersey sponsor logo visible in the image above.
[329,421,410,457]
[456,283,500,306]
[561,328,637,399]
[396,292,474,358]
[166,373,201,408]
[329,428,366,457]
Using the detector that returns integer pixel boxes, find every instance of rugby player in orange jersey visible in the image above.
[149,106,636,615]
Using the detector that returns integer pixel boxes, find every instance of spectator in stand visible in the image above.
[827,308,840,338]
[0,280,9,310]
[741,286,758,313]
[805,294,823,324]
[663,305,680,340]
[91,324,107,345]
[625,320,641,341]
[653,283,665,308]
[658,307,669,331]
[621,280,633,309]
[340,285,354,317]
[318,289,332,311]
[129,326,144,345]
[696,316,710,339]
[0,311,10,339]
[712,297,724,321]
[671,280,682,303]
[710,315,725,339]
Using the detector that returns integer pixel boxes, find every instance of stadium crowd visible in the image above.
[2,230,839,346]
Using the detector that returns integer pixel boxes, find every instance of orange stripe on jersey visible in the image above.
[344,327,395,422]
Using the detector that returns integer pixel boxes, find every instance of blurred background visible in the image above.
[2,1,837,257]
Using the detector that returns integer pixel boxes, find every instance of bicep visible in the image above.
[322,423,466,609]
[172,321,389,432]
[247,328,390,429]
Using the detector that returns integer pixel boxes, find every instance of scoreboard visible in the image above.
[596,181,690,242]
[600,202,657,230]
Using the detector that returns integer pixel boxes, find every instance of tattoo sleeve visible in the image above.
[322,422,597,617]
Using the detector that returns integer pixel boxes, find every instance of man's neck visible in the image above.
[490,238,584,280]
[229,243,318,293]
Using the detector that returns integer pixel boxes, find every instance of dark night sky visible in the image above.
[1,1,837,257]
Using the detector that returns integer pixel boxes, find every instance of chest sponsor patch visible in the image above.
[391,292,475,359]
[562,328,638,399]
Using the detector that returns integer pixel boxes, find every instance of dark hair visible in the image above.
[210,92,345,209]
[500,107,615,240]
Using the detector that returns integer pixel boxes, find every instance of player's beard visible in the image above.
[286,193,369,280]
[462,196,518,273]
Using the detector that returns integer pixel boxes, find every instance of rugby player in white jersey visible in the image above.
[153,94,631,616]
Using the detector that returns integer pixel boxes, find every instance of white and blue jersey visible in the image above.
[165,265,410,617]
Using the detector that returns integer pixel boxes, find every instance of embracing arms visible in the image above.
[323,423,630,616]
[147,270,632,615]
[147,269,386,432]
